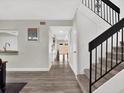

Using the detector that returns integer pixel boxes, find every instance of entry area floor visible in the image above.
[7,62,82,93]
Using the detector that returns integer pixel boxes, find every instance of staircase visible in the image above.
[82,0,120,25]
[77,0,124,93]
[77,40,124,93]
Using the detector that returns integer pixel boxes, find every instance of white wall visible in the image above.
[93,69,124,93]
[69,19,78,75]
[118,88,124,93]
[0,21,49,71]
[0,20,72,71]
[72,3,110,74]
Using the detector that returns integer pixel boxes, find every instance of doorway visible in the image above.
[49,26,71,65]
[57,40,69,64]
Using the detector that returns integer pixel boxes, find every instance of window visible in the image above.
[28,28,39,41]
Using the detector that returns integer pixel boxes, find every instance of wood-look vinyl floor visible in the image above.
[7,62,82,93]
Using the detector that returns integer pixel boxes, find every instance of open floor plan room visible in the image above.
[1,0,124,93]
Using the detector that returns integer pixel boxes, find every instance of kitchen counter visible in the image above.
[0,50,18,55]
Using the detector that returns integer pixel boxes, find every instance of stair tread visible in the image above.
[92,63,115,80]
[107,52,123,61]
[101,58,124,72]
[113,46,124,52]
[107,51,124,55]
[77,74,96,93]
[84,69,108,89]
[95,61,118,75]
[120,41,124,46]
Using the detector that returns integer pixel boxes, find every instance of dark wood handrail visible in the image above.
[102,0,120,13]
[89,18,124,51]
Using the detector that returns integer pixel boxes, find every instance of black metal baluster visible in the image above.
[115,12,117,24]
[109,8,111,25]
[94,0,95,12]
[91,0,93,10]
[82,0,84,4]
[106,6,108,22]
[101,1,102,18]
[116,32,118,64]
[95,48,97,80]
[85,0,87,6]
[101,44,103,76]
[88,0,90,8]
[111,36,113,68]
[118,13,120,22]
[90,51,92,93]
[122,28,124,61]
[103,3,105,20]
[112,10,114,25]
[97,0,100,16]
[113,11,115,25]
[106,40,108,72]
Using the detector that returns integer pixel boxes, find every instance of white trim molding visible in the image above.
[69,63,78,76]
[7,68,50,71]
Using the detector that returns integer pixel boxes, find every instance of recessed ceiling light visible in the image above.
[59,30,63,33]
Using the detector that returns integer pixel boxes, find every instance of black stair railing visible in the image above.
[82,0,120,25]
[89,18,124,93]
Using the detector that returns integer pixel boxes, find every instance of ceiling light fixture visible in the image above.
[59,30,63,33]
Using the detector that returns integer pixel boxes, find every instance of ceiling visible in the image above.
[0,0,80,20]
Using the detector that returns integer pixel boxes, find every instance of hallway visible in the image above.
[7,62,82,93]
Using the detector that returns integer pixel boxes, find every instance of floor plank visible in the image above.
[7,62,82,93]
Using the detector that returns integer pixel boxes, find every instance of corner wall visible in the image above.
[72,3,110,74]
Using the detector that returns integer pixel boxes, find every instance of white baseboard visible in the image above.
[49,61,53,70]
[7,68,49,71]
[69,63,78,76]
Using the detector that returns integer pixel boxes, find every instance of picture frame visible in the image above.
[28,28,39,41]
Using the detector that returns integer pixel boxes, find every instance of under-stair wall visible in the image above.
[93,69,124,93]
